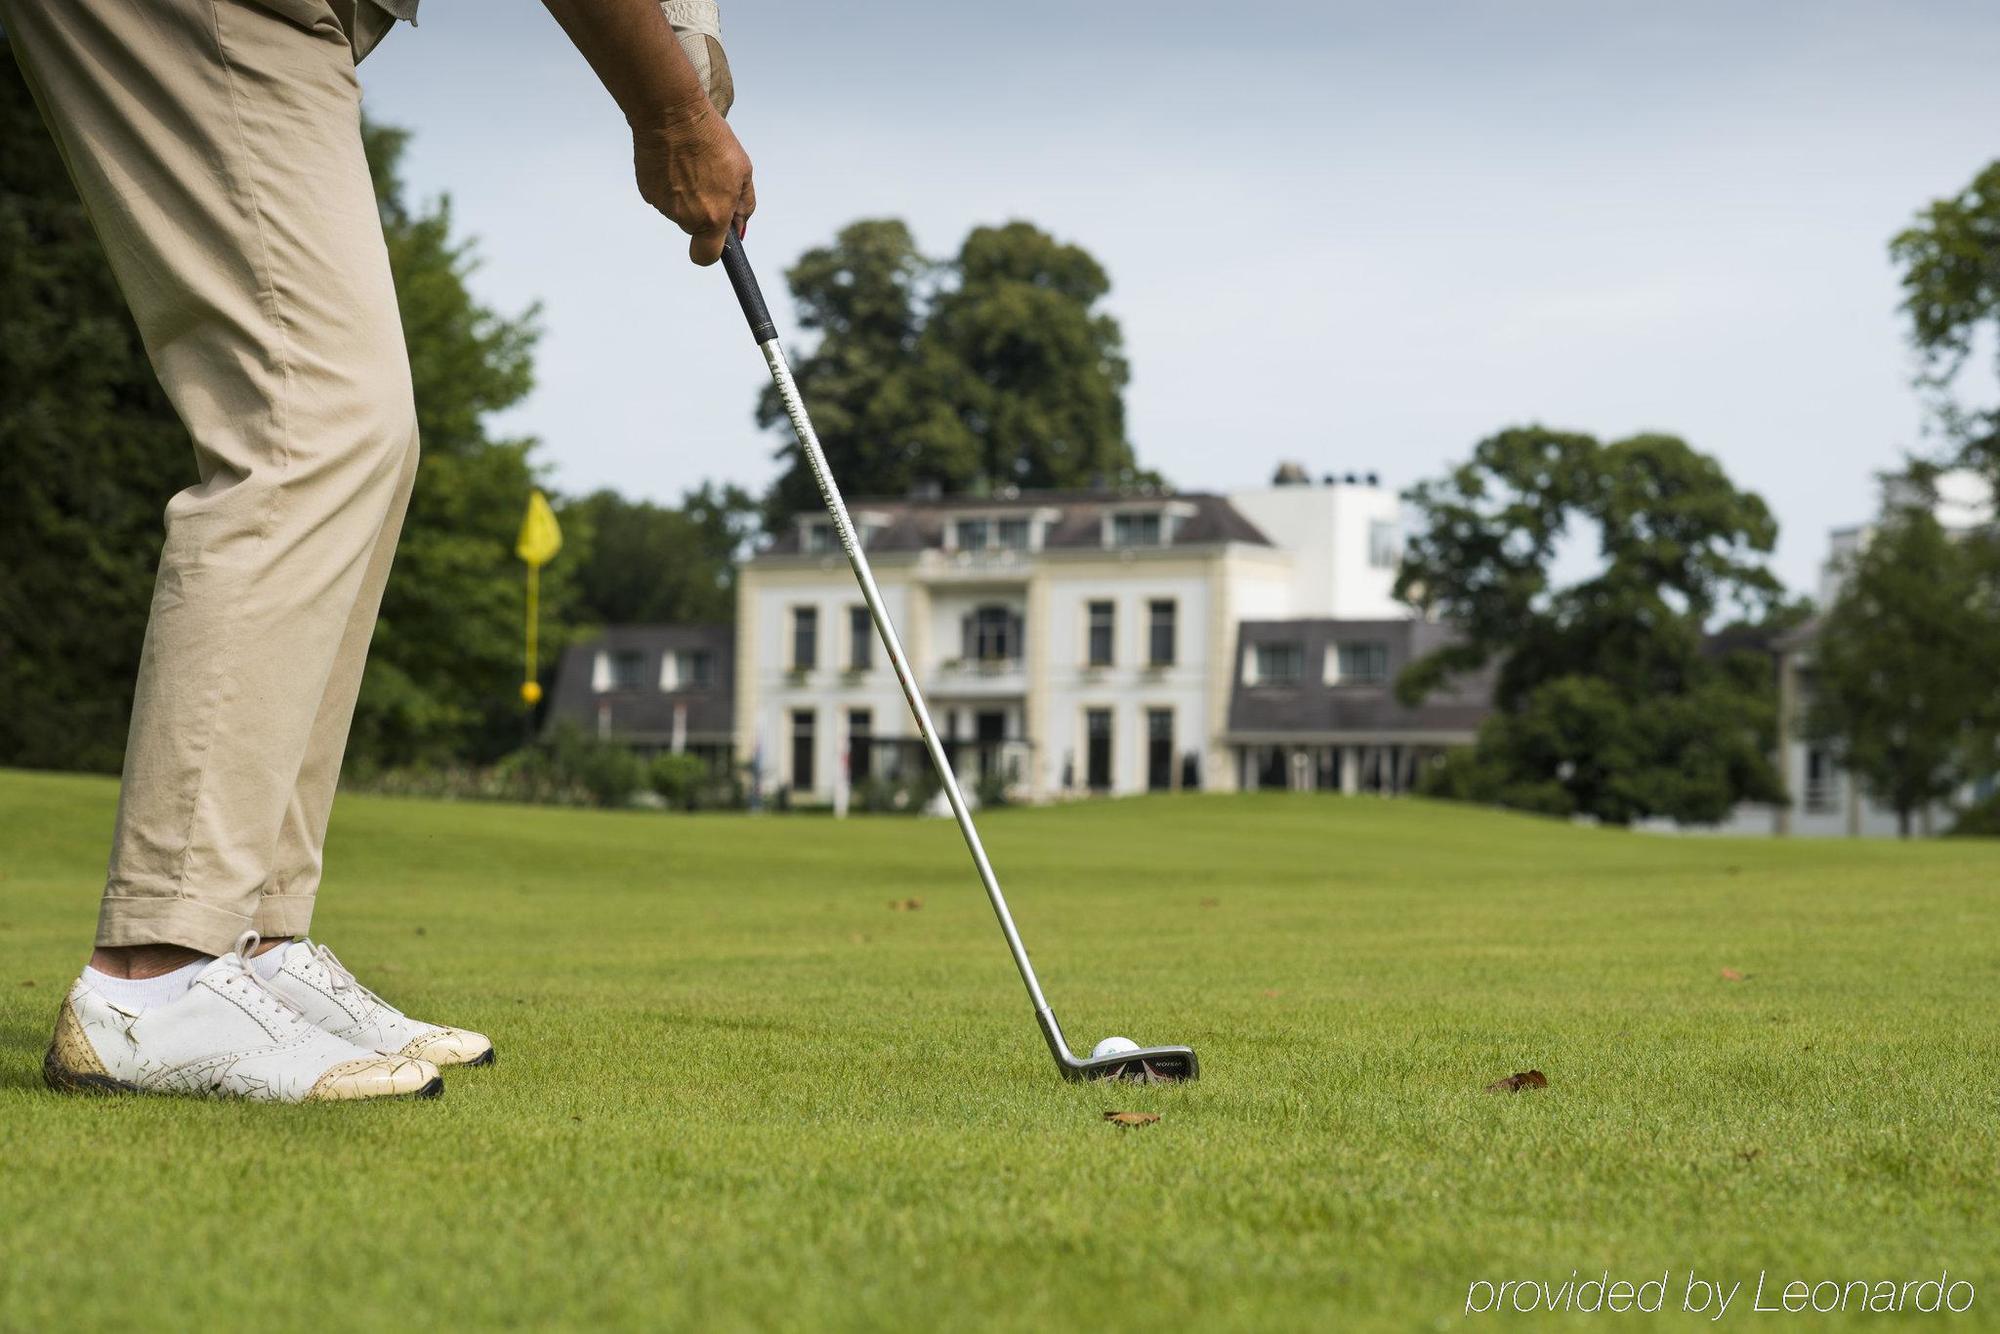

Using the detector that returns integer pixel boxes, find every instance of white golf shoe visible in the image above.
[44,935,442,1102]
[263,939,496,1069]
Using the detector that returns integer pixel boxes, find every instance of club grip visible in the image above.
[720,232,778,344]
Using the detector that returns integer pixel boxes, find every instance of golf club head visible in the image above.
[1067,1044,1199,1084]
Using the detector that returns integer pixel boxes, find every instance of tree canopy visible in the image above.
[1806,478,2000,835]
[756,218,1146,528]
[1891,160,2000,480]
[1397,426,1789,824]
[0,84,593,774]
[1,48,197,771]
[563,481,758,627]
[346,123,576,770]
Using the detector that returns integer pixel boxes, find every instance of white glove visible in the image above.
[660,0,733,116]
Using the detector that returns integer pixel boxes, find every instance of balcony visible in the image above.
[931,656,1027,697]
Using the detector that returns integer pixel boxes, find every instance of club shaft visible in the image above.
[753,337,1066,1047]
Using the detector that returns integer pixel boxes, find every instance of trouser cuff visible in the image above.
[96,894,254,957]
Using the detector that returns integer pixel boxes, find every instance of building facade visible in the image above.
[544,623,735,768]
[731,472,1483,804]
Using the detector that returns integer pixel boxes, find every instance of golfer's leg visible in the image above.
[257,428,419,938]
[1,0,418,956]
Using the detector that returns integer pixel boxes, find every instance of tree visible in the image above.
[1398,426,1789,824]
[1805,490,2000,836]
[1891,161,2000,480]
[563,481,757,626]
[757,218,1145,528]
[0,44,193,771]
[345,123,579,770]
[924,222,1136,492]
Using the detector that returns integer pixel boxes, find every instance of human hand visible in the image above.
[632,102,755,266]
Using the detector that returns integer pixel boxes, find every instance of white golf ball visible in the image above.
[1092,1036,1140,1059]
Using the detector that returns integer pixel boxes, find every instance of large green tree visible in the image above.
[1397,427,1789,824]
[1805,482,2000,836]
[0,75,581,774]
[563,481,758,626]
[1891,161,2000,479]
[0,44,191,771]
[349,123,580,770]
[757,218,1144,528]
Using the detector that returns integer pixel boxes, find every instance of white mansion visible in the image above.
[726,469,1489,802]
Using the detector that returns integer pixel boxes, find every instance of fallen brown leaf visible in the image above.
[1103,1111,1161,1127]
[887,897,923,912]
[1720,967,1747,982]
[20,979,36,988]
[1198,897,1220,909]
[1484,1070,1549,1094]
[1735,1148,1762,1164]
[1261,988,1284,999]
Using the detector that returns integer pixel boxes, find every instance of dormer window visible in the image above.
[801,519,835,554]
[1112,512,1162,547]
[951,514,1038,553]
[1246,642,1304,686]
[1103,502,1192,549]
[599,649,646,691]
[1328,641,1389,685]
[662,648,713,690]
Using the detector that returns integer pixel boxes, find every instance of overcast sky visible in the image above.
[356,1,2000,593]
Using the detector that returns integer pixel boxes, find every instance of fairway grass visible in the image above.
[3,768,1998,1331]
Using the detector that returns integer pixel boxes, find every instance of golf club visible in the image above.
[719,233,1198,1084]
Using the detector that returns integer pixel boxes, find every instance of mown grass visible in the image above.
[2,768,1997,1331]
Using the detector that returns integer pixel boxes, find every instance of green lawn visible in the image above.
[2,769,1997,1331]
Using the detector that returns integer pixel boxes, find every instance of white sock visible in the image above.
[249,940,296,980]
[82,956,210,1010]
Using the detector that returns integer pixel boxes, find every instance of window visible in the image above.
[975,709,1007,781]
[1804,748,1839,813]
[803,520,835,555]
[847,708,872,784]
[791,709,816,793]
[1332,641,1389,685]
[1147,599,1176,667]
[1086,708,1113,791]
[669,648,713,689]
[608,649,646,690]
[1111,512,1163,547]
[1369,519,1402,570]
[958,516,1031,552]
[1086,601,1115,667]
[963,604,1021,663]
[791,607,818,671]
[1252,642,1304,685]
[848,605,872,672]
[1147,708,1174,792]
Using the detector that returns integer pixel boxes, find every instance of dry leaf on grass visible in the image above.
[1720,967,1748,982]
[1103,1111,1161,1127]
[887,898,923,912]
[1484,1070,1549,1094]
[1199,897,1220,909]
[19,979,35,988]
[1735,1148,1762,1164]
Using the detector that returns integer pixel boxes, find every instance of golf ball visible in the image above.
[1092,1036,1140,1059]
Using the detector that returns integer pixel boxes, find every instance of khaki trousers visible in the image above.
[3,0,416,953]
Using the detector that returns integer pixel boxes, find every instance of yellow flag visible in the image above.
[516,489,562,567]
